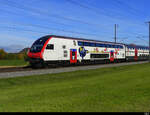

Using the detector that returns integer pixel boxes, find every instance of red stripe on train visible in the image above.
[28,37,53,59]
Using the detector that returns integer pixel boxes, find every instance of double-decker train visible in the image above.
[27,35,149,68]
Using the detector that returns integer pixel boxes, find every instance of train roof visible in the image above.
[126,44,149,49]
[43,35,124,45]
[41,35,149,48]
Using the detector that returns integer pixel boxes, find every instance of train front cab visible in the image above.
[27,36,52,67]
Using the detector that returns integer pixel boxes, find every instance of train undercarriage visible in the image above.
[28,57,149,69]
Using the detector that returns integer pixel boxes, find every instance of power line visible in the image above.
[0,0,148,45]
[0,0,118,39]
[65,0,148,40]
[65,0,124,19]
[0,0,115,38]
[114,0,147,19]
[1,26,49,34]
[0,24,102,37]
[1,0,111,28]
[65,0,143,24]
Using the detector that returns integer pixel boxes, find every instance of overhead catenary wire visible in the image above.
[0,0,148,46]
[1,0,146,32]
[114,0,147,18]
[0,24,103,38]
[1,0,112,29]
[65,0,145,25]
[0,0,117,41]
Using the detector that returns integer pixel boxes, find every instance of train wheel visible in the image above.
[30,62,44,69]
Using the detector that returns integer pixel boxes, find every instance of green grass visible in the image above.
[0,63,150,112]
[0,60,28,67]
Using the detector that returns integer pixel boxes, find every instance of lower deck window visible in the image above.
[91,54,109,58]
[64,50,68,57]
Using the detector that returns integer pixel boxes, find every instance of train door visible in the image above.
[110,51,115,62]
[134,48,138,61]
[70,49,77,64]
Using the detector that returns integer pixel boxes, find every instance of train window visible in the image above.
[95,43,99,47]
[120,46,123,49]
[84,42,90,46]
[105,44,109,48]
[91,54,109,58]
[46,44,54,50]
[96,43,105,47]
[112,45,115,48]
[78,41,84,46]
[89,43,96,47]
[64,50,68,57]
[114,45,118,48]
[109,44,113,48]
[107,44,110,48]
[106,44,112,48]
[101,44,105,47]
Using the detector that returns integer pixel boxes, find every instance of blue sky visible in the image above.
[0,0,150,52]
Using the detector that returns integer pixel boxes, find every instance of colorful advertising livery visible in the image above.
[27,35,149,68]
[79,46,88,59]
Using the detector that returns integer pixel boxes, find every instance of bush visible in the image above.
[0,49,7,59]
[0,49,28,60]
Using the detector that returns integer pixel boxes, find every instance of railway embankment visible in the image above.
[0,61,148,79]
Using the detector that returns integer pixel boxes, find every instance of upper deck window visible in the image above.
[119,45,123,49]
[78,41,84,46]
[114,45,118,48]
[105,44,111,48]
[96,43,105,47]
[84,42,90,46]
[78,41,124,49]
[108,44,113,48]
[89,43,96,47]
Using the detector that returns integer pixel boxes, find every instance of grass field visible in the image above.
[0,63,150,112]
[0,60,28,67]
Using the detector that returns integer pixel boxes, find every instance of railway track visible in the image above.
[0,64,71,73]
[0,66,32,73]
[0,61,148,74]
[0,60,128,73]
[0,61,148,79]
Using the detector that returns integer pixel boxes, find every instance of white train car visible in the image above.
[28,35,126,67]
[125,44,149,61]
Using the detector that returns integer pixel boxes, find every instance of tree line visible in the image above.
[0,49,28,60]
